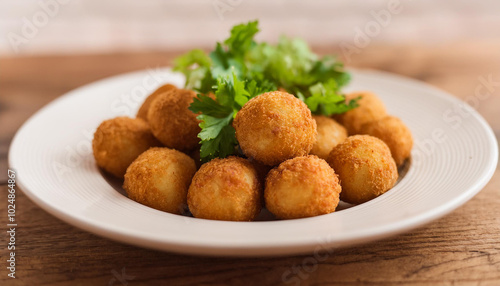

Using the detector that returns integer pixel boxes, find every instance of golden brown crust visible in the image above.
[233,91,317,166]
[310,116,348,160]
[327,135,398,204]
[147,88,201,152]
[248,157,273,187]
[92,117,160,178]
[359,115,413,166]
[334,91,387,135]
[265,155,341,219]
[187,156,262,221]
[123,147,196,214]
[136,84,177,121]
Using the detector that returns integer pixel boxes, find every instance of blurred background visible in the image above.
[1,0,500,55]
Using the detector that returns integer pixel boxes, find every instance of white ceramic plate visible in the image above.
[9,68,498,256]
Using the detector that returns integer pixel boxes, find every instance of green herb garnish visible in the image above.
[175,20,357,162]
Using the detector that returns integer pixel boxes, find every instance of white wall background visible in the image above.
[1,0,499,56]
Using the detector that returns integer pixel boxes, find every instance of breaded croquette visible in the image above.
[233,91,317,166]
[187,157,262,221]
[136,84,177,121]
[124,147,196,214]
[265,155,341,219]
[335,91,387,135]
[327,135,398,204]
[147,88,201,152]
[360,115,413,166]
[92,117,160,178]
[310,115,347,160]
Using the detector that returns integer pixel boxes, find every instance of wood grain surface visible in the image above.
[1,41,499,285]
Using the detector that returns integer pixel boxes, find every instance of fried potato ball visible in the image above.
[360,116,413,166]
[335,91,387,135]
[123,147,196,214]
[187,156,262,221]
[310,116,348,160]
[147,88,201,152]
[136,84,177,121]
[327,135,398,204]
[265,155,341,219]
[233,91,317,166]
[92,117,160,178]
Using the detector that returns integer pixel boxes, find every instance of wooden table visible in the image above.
[1,42,499,285]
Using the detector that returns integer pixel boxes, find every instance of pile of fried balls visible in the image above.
[92,84,413,221]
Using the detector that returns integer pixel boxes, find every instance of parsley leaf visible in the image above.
[173,49,212,92]
[192,104,235,162]
[247,37,351,103]
[224,20,259,57]
[198,114,233,142]
[305,80,359,115]
[173,49,211,71]
[189,94,232,117]
[199,123,237,161]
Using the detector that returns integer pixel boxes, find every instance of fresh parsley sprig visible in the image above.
[175,20,358,162]
[305,79,359,115]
